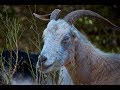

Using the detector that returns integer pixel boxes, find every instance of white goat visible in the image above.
[34,9,120,85]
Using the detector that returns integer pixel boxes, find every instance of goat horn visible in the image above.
[63,10,119,30]
[33,9,61,21]
[50,9,61,20]
[33,13,50,21]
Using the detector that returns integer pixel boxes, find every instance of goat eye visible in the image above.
[62,36,70,43]
[72,34,75,38]
[63,36,70,41]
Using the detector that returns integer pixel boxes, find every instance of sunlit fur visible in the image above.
[39,19,120,85]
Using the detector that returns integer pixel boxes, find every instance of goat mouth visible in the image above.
[39,64,53,72]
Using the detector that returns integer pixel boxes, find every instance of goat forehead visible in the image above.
[43,19,71,39]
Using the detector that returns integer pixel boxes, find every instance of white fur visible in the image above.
[58,66,73,85]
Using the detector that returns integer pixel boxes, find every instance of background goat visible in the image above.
[34,9,120,85]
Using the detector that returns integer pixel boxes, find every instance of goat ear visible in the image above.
[33,13,50,21]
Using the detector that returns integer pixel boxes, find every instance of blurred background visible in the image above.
[0,5,120,53]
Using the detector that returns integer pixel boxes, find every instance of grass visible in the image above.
[0,6,38,84]
[0,11,22,84]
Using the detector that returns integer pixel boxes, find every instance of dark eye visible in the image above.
[61,36,71,50]
[63,36,70,41]
[62,36,70,43]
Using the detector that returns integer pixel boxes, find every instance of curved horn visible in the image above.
[33,13,50,21]
[33,9,61,21]
[63,10,119,29]
[50,9,61,20]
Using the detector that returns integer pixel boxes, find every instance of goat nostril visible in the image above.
[41,55,47,62]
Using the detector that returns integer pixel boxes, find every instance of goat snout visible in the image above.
[38,55,47,63]
[37,55,54,73]
[41,55,47,62]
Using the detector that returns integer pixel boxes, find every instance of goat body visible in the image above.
[66,27,120,85]
[34,9,120,85]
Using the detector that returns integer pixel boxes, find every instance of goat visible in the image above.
[34,9,120,85]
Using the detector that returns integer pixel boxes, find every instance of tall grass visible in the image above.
[0,11,22,84]
[0,6,40,85]
[27,5,44,85]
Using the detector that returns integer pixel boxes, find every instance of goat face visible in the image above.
[37,20,77,73]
